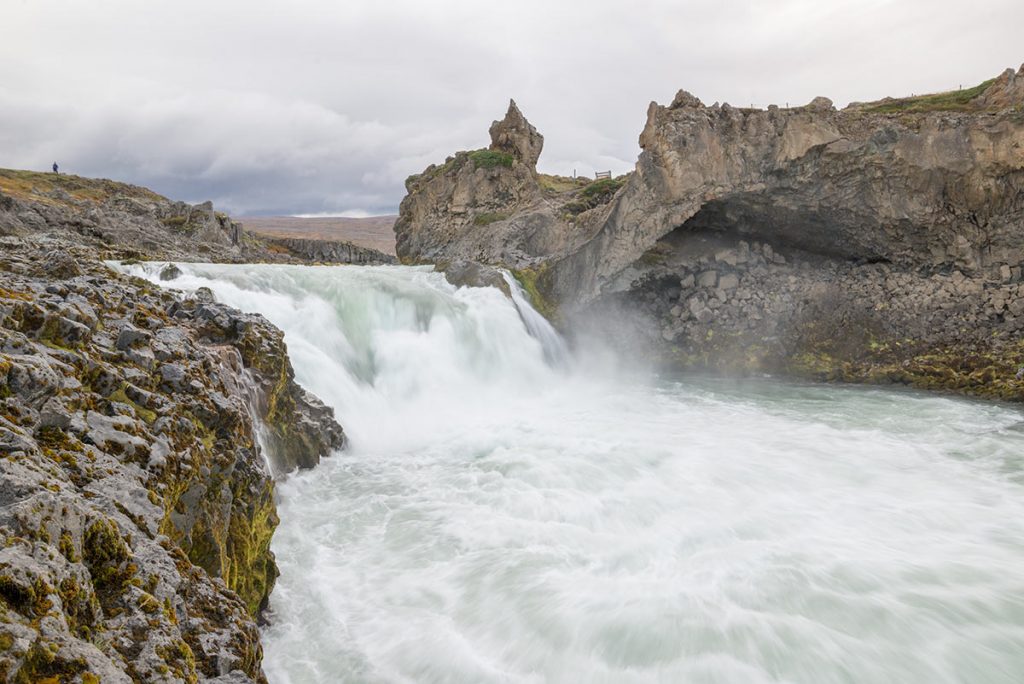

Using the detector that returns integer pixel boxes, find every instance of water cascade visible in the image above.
[124,262,1024,684]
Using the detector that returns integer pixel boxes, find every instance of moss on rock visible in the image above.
[512,264,560,323]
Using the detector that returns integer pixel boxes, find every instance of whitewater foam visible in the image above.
[122,262,1024,683]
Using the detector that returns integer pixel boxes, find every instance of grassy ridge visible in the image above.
[860,78,996,114]
[537,174,590,193]
[0,168,164,206]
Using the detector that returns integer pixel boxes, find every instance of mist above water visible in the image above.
[125,262,1024,683]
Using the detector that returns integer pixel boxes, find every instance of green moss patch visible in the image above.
[765,322,1024,400]
[82,517,135,613]
[469,149,515,170]
[512,265,560,323]
[14,640,89,684]
[405,153,471,189]
[108,387,157,424]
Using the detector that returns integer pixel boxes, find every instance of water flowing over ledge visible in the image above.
[127,262,1024,684]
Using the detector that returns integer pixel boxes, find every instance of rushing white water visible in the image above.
[123,262,1024,684]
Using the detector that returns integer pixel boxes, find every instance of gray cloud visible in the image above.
[1,0,1020,215]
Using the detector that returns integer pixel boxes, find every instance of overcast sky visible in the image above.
[1,0,1020,216]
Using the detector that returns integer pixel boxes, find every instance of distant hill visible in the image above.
[240,215,398,255]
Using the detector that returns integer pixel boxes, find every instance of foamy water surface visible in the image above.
[123,262,1024,684]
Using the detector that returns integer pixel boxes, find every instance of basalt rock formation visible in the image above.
[395,65,1024,399]
[0,174,345,681]
[260,236,397,265]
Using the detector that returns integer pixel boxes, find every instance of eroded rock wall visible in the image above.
[394,66,1024,398]
[555,74,1024,304]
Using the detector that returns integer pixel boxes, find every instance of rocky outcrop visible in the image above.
[177,295,346,472]
[0,232,344,681]
[436,260,511,295]
[394,66,1024,399]
[0,169,388,269]
[262,236,397,265]
[554,78,1024,304]
[0,170,260,264]
[395,101,592,267]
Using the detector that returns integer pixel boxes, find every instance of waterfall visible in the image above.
[116,263,566,453]
[117,261,1024,684]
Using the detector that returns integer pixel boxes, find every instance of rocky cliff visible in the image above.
[395,65,1024,399]
[0,169,385,268]
[261,236,396,265]
[0,170,259,264]
[395,100,587,267]
[0,174,345,681]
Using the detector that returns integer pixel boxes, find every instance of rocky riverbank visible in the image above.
[1,174,345,681]
[394,65,1024,399]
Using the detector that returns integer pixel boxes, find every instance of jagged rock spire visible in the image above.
[488,99,544,167]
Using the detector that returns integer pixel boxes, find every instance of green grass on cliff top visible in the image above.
[859,78,996,114]
[0,168,165,206]
[562,175,629,216]
[469,149,515,169]
[537,174,591,193]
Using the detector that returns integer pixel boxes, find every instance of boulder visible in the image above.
[439,259,511,295]
[159,262,182,280]
[42,250,82,279]
[719,273,740,290]
[697,271,718,288]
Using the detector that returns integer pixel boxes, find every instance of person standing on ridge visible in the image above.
[52,162,58,174]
